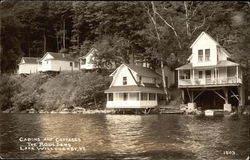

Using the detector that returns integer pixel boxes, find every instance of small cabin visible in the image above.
[38,52,79,72]
[79,48,98,70]
[105,63,166,109]
[18,57,41,74]
[176,31,244,111]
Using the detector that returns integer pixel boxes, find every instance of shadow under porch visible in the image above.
[181,86,242,111]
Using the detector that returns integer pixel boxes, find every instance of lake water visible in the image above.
[0,113,249,159]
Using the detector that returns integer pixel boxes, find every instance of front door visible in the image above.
[205,70,212,84]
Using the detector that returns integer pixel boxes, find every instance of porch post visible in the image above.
[191,90,194,103]
[181,89,185,104]
[139,92,141,101]
[214,68,216,84]
[192,69,195,85]
[236,66,239,83]
[177,70,179,86]
[225,87,228,104]
[107,93,109,101]
[223,87,232,112]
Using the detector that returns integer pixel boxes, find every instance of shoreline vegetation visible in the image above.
[0,70,183,114]
[0,71,113,114]
[1,71,249,115]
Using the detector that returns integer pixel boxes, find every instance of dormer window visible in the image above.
[139,76,142,84]
[205,49,210,61]
[123,77,127,85]
[198,50,203,62]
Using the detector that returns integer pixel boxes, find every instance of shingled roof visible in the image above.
[49,52,77,61]
[20,57,40,64]
[40,52,78,62]
[124,64,161,78]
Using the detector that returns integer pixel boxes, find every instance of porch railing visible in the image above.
[178,77,242,86]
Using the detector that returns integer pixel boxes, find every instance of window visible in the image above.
[70,62,73,67]
[180,70,190,80]
[123,77,127,85]
[149,93,156,100]
[108,93,113,101]
[185,70,190,79]
[205,49,210,61]
[205,70,211,79]
[198,50,203,62]
[81,59,86,65]
[74,62,78,68]
[130,93,139,101]
[123,93,128,101]
[141,93,148,100]
[198,71,203,79]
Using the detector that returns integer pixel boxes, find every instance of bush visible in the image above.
[12,92,36,111]
[0,75,20,111]
[73,72,112,109]
[10,74,48,111]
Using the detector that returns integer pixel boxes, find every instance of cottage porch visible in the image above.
[106,92,165,109]
[177,62,242,88]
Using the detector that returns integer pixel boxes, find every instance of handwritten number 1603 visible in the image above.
[223,151,235,155]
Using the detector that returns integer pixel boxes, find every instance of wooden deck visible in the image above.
[178,83,241,88]
[158,105,184,114]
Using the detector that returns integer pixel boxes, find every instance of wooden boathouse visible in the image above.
[176,32,245,112]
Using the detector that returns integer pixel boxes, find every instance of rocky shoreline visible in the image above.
[1,105,249,115]
[1,107,116,114]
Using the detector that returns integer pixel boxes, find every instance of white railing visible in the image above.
[178,77,242,86]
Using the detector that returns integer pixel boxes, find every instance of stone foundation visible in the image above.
[224,103,232,112]
[187,103,196,110]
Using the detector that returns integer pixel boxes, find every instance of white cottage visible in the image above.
[135,60,176,88]
[105,64,165,109]
[18,57,41,74]
[79,48,98,70]
[39,52,79,72]
[176,31,244,111]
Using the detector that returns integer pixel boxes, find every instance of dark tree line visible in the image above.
[1,1,249,73]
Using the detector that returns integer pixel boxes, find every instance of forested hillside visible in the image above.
[1,1,249,73]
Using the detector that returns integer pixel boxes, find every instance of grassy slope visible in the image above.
[4,71,111,112]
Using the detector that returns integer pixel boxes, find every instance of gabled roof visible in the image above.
[190,31,219,48]
[20,57,40,64]
[104,85,164,94]
[217,45,231,57]
[190,31,231,57]
[40,52,77,62]
[110,64,161,78]
[79,48,98,59]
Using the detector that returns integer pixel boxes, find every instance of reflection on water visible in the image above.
[0,114,248,159]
